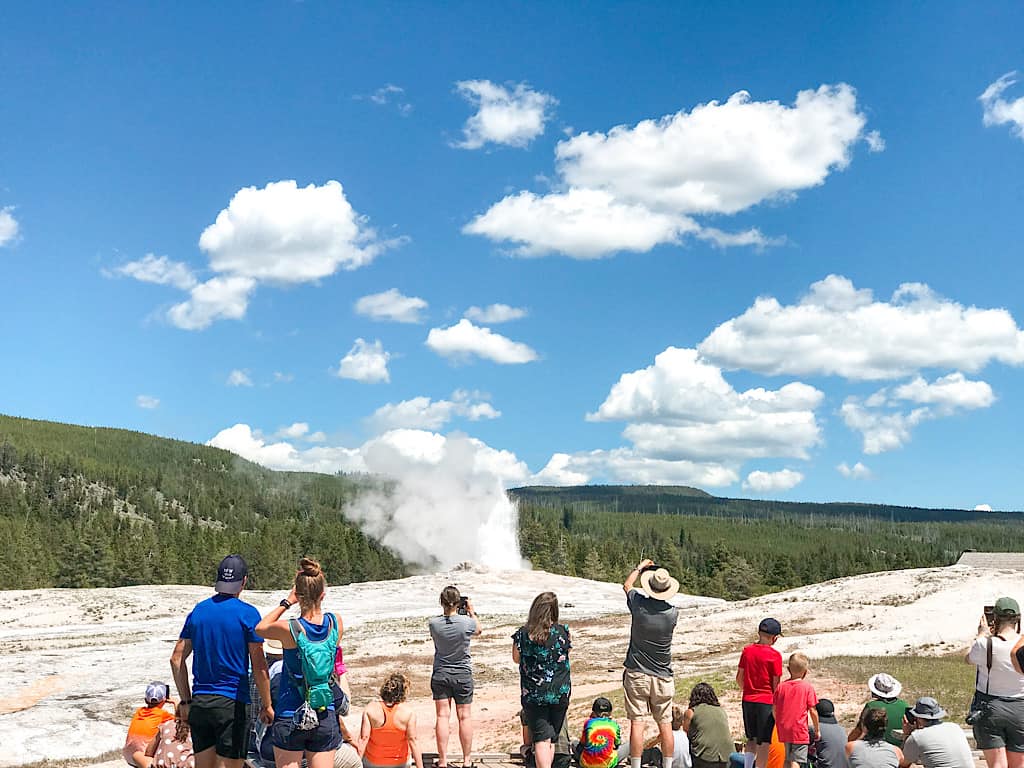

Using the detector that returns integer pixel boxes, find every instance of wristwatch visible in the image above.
[280,599,293,609]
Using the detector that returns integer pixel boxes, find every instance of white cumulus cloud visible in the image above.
[975,504,994,512]
[588,347,823,463]
[115,180,397,330]
[454,80,556,149]
[0,207,19,247]
[335,338,391,383]
[109,254,197,290]
[981,72,1024,140]
[426,319,538,364]
[699,275,1024,380]
[226,369,253,387]
[166,276,257,331]
[464,188,695,258]
[464,303,528,324]
[355,288,428,323]
[208,423,365,474]
[199,180,387,283]
[136,395,160,409]
[368,390,500,432]
[532,449,740,488]
[742,469,804,493]
[466,83,875,257]
[841,371,995,455]
[837,461,872,479]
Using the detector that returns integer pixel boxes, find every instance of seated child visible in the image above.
[145,702,194,768]
[580,697,622,768]
[123,682,175,768]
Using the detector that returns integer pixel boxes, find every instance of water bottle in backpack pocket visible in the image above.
[289,613,339,730]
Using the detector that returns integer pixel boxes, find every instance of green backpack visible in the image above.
[288,613,339,712]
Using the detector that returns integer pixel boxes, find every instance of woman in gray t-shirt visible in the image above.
[428,586,481,768]
[847,709,903,768]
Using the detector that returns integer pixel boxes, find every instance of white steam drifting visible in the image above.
[207,425,528,570]
[349,430,528,570]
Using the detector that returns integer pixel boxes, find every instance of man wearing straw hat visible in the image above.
[622,559,681,768]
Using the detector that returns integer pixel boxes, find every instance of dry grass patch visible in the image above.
[814,654,975,722]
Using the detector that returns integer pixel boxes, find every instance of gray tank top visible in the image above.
[849,739,899,768]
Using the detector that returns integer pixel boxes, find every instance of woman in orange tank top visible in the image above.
[360,672,423,768]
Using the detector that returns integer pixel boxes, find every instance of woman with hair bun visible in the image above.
[360,672,422,768]
[512,592,571,768]
[257,557,343,768]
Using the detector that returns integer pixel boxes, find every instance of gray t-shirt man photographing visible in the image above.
[623,559,680,768]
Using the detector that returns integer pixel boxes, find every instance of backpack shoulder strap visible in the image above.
[289,618,305,643]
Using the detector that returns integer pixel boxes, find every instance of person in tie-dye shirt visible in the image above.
[580,697,622,768]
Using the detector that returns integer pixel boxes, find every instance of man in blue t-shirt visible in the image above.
[171,554,273,768]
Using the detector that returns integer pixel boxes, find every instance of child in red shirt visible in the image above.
[772,653,818,768]
[737,617,783,768]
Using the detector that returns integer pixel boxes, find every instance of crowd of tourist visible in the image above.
[117,554,1024,768]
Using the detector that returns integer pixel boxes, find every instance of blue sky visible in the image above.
[2,2,1024,510]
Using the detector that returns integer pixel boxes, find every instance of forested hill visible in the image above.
[511,484,1019,523]
[0,414,406,590]
[510,485,1024,600]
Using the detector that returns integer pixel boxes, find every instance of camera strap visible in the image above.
[985,636,993,695]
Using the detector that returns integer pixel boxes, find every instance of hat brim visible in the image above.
[639,570,680,601]
[909,707,946,720]
[868,676,903,699]
[215,580,244,595]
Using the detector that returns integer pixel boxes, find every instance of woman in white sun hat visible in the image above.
[847,673,908,746]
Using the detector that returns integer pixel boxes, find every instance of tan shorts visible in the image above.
[622,669,674,723]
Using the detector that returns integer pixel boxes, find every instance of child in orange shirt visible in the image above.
[123,682,175,767]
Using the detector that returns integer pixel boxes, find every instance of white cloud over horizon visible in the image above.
[837,461,872,479]
[355,288,428,323]
[454,80,556,149]
[335,338,392,383]
[0,207,19,247]
[700,275,1024,380]
[841,371,995,455]
[981,72,1024,140]
[466,83,877,257]
[742,469,804,493]
[136,394,160,409]
[426,319,538,364]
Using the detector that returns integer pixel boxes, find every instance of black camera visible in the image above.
[966,697,990,726]
[457,596,470,616]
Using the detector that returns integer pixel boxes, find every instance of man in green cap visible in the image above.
[965,596,1024,768]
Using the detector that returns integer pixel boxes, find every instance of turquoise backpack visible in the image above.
[288,613,339,712]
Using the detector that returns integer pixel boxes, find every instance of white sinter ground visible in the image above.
[0,563,1016,767]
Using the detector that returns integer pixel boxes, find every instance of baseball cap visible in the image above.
[758,617,783,636]
[815,699,836,718]
[215,554,248,594]
[995,596,1020,616]
[145,681,168,706]
[592,696,613,715]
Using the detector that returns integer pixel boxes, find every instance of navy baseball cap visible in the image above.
[758,617,783,636]
[215,554,248,594]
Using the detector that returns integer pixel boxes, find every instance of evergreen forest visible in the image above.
[0,414,406,589]
[1,413,1021,599]
[512,486,1024,599]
